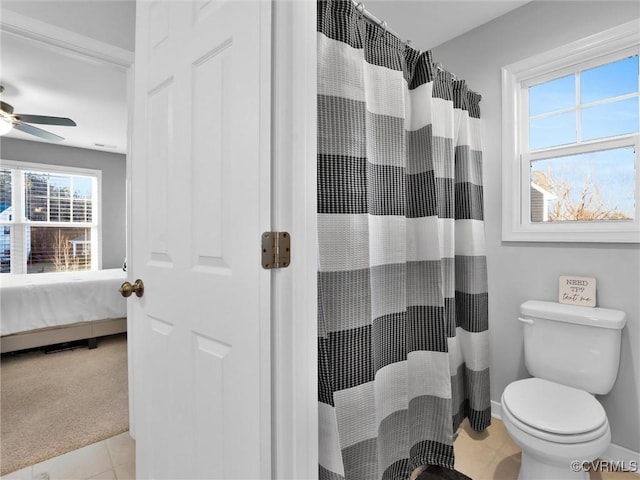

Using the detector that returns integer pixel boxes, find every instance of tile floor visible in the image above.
[1,432,134,480]
[454,418,640,480]
[2,418,638,480]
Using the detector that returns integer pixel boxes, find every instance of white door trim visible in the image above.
[0,10,133,68]
[271,1,318,478]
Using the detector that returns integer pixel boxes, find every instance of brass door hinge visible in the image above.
[261,232,290,269]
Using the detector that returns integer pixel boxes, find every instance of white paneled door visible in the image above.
[129,1,272,478]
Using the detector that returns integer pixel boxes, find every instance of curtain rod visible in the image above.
[349,1,457,80]
[350,0,407,46]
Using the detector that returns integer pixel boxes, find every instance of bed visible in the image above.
[0,269,127,353]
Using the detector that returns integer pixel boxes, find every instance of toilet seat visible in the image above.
[502,378,608,444]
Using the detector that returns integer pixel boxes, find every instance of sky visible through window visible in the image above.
[528,55,639,221]
[73,176,93,199]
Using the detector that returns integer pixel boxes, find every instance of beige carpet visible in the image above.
[1,333,129,474]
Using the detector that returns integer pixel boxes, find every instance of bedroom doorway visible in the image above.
[0,3,134,476]
[4,1,318,477]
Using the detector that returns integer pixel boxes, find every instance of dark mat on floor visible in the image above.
[416,465,473,480]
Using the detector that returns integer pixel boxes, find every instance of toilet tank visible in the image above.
[520,300,626,395]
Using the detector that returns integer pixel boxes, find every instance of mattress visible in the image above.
[0,269,127,336]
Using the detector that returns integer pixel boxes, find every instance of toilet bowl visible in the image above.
[501,378,611,480]
[503,301,626,480]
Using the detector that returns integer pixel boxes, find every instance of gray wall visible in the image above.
[1,138,126,270]
[427,2,640,452]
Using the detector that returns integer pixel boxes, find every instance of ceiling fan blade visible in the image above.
[14,114,76,127]
[13,122,64,142]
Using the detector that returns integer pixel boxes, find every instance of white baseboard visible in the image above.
[491,400,503,420]
[490,400,639,465]
[601,443,640,467]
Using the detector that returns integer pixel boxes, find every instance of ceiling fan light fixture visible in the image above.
[0,100,14,136]
[0,117,13,136]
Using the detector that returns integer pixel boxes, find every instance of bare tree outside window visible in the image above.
[530,146,635,224]
[52,230,81,271]
[531,169,632,222]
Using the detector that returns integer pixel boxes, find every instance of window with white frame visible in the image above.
[0,161,100,274]
[502,20,639,243]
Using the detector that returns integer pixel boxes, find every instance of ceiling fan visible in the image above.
[0,88,77,142]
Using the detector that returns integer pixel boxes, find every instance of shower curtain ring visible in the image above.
[356,2,365,15]
[381,21,388,35]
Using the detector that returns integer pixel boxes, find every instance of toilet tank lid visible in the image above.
[521,300,626,330]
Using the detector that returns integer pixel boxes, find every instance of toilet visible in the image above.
[501,300,626,480]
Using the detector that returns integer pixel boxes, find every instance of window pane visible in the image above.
[529,74,575,116]
[49,195,72,222]
[73,176,93,198]
[0,225,10,273]
[0,169,11,219]
[581,55,639,104]
[72,176,93,223]
[530,146,636,222]
[0,171,11,272]
[25,172,49,221]
[50,175,71,223]
[73,198,93,222]
[27,226,92,273]
[582,97,639,141]
[529,111,576,150]
[49,175,71,198]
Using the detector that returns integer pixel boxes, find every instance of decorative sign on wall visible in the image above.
[559,275,596,307]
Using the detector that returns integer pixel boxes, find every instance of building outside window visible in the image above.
[0,161,100,274]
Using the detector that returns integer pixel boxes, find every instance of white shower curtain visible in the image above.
[317,1,491,479]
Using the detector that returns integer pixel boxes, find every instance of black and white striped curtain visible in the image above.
[317,1,491,479]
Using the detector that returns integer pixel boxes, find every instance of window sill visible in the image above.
[502,224,640,244]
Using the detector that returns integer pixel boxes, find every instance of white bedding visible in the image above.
[0,269,127,336]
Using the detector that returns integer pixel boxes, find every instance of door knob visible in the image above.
[120,279,144,298]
